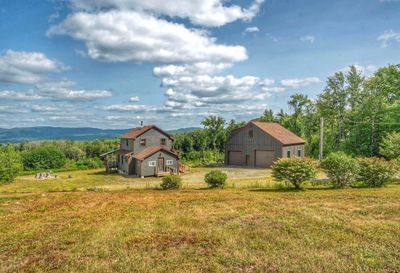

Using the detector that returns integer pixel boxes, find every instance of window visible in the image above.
[122,156,124,164]
[166,159,173,166]
[248,130,253,138]
[117,155,120,163]
[126,139,128,146]
[160,138,166,146]
[287,151,291,158]
[140,138,146,146]
[297,150,301,157]
[148,161,156,167]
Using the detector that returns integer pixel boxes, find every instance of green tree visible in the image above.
[0,146,23,183]
[379,132,400,159]
[22,146,66,170]
[201,116,225,152]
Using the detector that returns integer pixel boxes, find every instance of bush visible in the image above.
[357,157,395,187]
[76,157,103,169]
[0,146,23,183]
[379,132,400,160]
[272,158,317,189]
[160,175,182,190]
[22,146,66,170]
[321,152,359,188]
[204,170,227,188]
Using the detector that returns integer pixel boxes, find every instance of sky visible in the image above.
[0,0,399,130]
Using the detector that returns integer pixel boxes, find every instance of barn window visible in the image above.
[297,150,301,157]
[126,139,128,146]
[248,130,253,138]
[166,160,173,166]
[287,151,291,158]
[160,138,166,145]
[149,161,156,167]
[140,138,146,146]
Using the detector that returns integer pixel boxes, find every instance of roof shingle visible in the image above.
[251,121,305,145]
[121,125,172,139]
[133,146,179,161]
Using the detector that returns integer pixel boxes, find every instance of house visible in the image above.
[225,121,305,167]
[117,125,180,177]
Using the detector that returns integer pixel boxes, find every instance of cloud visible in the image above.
[243,26,259,35]
[48,10,247,64]
[98,104,172,113]
[300,35,315,44]
[69,0,264,27]
[31,105,60,112]
[37,81,112,101]
[280,77,321,88]
[0,105,29,113]
[378,30,400,48]
[0,50,66,84]
[153,62,232,77]
[129,96,140,102]
[0,90,43,101]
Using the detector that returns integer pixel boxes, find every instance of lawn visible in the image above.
[0,168,399,272]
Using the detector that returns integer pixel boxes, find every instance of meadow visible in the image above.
[0,168,399,272]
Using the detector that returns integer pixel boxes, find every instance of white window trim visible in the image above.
[148,161,156,167]
[166,159,173,166]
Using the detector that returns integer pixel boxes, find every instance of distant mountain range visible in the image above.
[0,126,200,143]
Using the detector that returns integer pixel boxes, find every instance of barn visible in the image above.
[225,121,306,167]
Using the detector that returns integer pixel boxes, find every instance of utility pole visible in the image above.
[319,117,324,160]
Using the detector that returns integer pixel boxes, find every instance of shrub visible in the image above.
[160,175,182,190]
[0,146,23,183]
[379,132,400,160]
[272,157,317,189]
[321,152,359,188]
[22,146,66,170]
[204,170,227,188]
[357,157,395,187]
[76,157,103,169]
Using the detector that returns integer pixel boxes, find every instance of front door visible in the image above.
[245,155,250,166]
[157,157,165,172]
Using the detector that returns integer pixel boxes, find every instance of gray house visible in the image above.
[225,121,305,167]
[117,125,180,177]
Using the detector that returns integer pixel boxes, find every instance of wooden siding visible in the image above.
[281,144,305,158]
[120,138,134,151]
[134,129,173,154]
[141,151,178,177]
[225,123,283,166]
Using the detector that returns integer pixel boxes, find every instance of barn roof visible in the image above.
[133,146,179,161]
[251,121,305,145]
[121,125,173,139]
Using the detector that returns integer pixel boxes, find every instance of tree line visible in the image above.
[174,64,400,162]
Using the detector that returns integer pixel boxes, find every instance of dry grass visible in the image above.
[0,168,399,272]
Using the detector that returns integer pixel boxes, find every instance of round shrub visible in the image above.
[160,175,182,190]
[357,157,395,187]
[22,146,66,170]
[204,170,227,188]
[321,152,359,188]
[272,157,317,189]
[0,146,23,183]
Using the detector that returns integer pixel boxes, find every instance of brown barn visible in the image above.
[225,121,305,167]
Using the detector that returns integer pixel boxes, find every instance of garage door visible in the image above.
[255,150,275,167]
[228,151,244,165]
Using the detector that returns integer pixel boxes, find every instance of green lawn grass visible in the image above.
[0,168,399,272]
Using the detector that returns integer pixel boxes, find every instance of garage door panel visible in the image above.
[229,151,244,165]
[255,150,275,167]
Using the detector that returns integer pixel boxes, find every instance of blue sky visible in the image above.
[0,0,399,129]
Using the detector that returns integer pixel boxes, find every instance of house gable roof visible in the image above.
[133,146,179,161]
[121,125,173,140]
[250,121,305,145]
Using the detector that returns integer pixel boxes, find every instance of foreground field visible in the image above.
[0,168,399,272]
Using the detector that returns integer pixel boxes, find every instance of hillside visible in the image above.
[0,126,200,143]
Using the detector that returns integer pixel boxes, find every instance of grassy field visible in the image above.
[0,168,399,272]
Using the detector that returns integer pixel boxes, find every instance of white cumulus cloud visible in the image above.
[280,77,321,88]
[378,30,400,48]
[0,50,66,84]
[0,90,43,101]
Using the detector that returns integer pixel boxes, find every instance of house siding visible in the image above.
[282,144,305,158]
[120,138,134,151]
[141,151,178,177]
[134,129,173,153]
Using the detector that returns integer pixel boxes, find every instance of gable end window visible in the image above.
[297,150,301,157]
[140,139,146,146]
[126,139,129,146]
[287,151,291,158]
[166,159,173,166]
[248,130,253,138]
[160,138,166,146]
